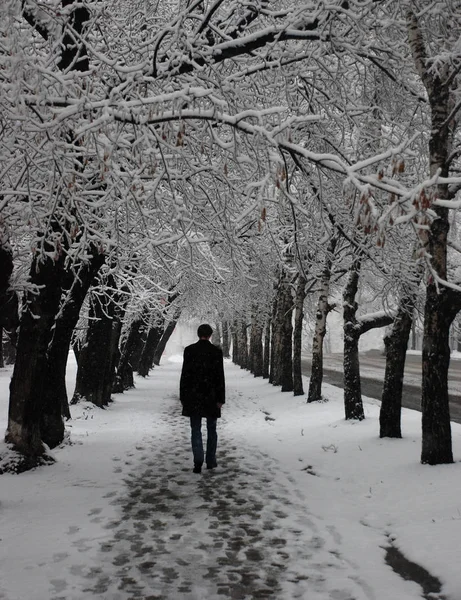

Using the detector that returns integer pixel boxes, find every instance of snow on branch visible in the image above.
[21,0,54,41]
[357,309,396,335]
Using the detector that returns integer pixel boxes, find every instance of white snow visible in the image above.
[0,324,460,600]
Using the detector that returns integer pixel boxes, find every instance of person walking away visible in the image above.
[180,324,225,473]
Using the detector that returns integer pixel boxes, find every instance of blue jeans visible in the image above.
[190,416,217,466]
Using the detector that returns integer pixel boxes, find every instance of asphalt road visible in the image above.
[301,351,461,425]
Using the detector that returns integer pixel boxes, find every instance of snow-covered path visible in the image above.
[1,338,460,599]
[71,384,371,600]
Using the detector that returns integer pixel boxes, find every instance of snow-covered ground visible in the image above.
[0,324,460,600]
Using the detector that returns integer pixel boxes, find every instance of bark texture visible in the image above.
[343,258,393,420]
[233,318,248,369]
[280,296,293,392]
[222,321,230,358]
[113,315,146,393]
[137,318,164,377]
[262,316,270,379]
[232,320,239,365]
[308,236,337,402]
[292,274,306,396]
[71,283,120,408]
[269,293,279,384]
[0,244,17,368]
[379,292,416,438]
[271,275,293,392]
[421,289,460,463]
[342,260,364,420]
[40,252,104,447]
[249,309,264,377]
[129,326,148,373]
[7,250,65,456]
[0,293,18,367]
[0,245,13,301]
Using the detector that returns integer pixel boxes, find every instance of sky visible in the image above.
[0,323,460,600]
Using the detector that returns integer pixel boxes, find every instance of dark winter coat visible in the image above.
[180,339,225,418]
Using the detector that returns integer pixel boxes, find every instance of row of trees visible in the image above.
[1,0,461,469]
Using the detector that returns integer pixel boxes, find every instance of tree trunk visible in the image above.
[411,320,417,351]
[72,337,81,366]
[342,256,395,421]
[3,331,16,365]
[280,281,294,393]
[248,316,254,373]
[407,7,461,463]
[0,242,13,307]
[380,292,415,438]
[263,316,270,379]
[6,0,92,464]
[153,312,181,365]
[270,283,282,385]
[71,285,118,407]
[293,274,306,396]
[270,274,293,390]
[237,318,249,369]
[231,318,246,368]
[130,326,147,372]
[308,237,337,402]
[1,295,18,366]
[144,291,178,371]
[40,253,104,447]
[249,310,264,377]
[113,317,144,392]
[222,321,230,358]
[137,318,164,377]
[421,288,460,464]
[0,244,16,369]
[232,320,239,365]
[343,259,364,420]
[7,251,65,457]
[420,62,457,464]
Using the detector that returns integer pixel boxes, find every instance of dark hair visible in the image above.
[197,323,213,338]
